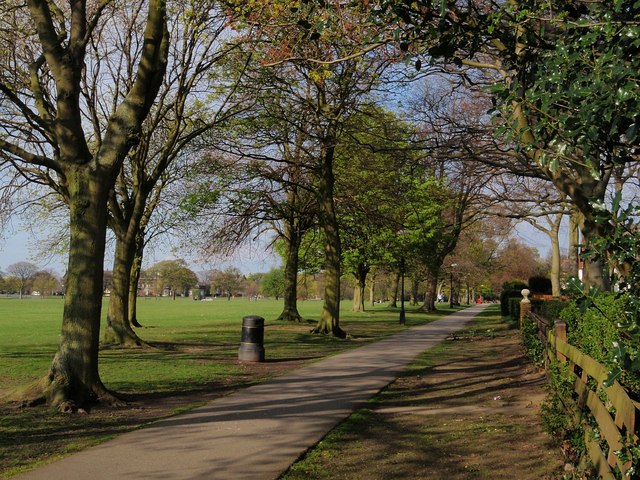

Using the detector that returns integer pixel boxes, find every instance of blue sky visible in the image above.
[0,226,281,276]
[1,220,561,279]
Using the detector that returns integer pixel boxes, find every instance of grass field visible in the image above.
[0,296,450,395]
[0,296,457,477]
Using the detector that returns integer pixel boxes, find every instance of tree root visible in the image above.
[276,311,303,323]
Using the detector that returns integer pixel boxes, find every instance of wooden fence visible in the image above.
[528,312,640,479]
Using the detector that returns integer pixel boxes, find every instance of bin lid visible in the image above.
[242,315,264,327]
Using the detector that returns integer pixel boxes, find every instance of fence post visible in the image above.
[554,321,567,362]
[519,288,531,328]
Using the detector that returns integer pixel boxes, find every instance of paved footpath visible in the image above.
[18,305,488,480]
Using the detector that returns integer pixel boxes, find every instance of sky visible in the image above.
[0,217,564,277]
[0,221,281,277]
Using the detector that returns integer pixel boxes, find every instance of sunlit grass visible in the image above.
[0,296,453,394]
[0,296,460,477]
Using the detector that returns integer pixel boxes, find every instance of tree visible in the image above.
[207,267,244,297]
[402,83,499,311]
[103,3,250,346]
[32,270,61,297]
[144,260,198,300]
[0,0,168,408]
[377,0,640,290]
[184,71,320,322]
[261,267,286,300]
[488,175,571,297]
[6,262,38,299]
[490,239,547,293]
[223,2,399,336]
[334,105,422,313]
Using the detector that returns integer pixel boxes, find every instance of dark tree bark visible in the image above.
[18,0,169,409]
[44,171,112,409]
[351,262,369,312]
[313,140,346,338]
[388,272,400,308]
[421,269,438,312]
[277,215,303,322]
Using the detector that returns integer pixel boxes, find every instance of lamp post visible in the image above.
[399,257,406,325]
[449,263,457,309]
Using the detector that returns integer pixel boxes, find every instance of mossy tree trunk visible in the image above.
[312,139,346,338]
[277,216,303,322]
[104,181,150,346]
[14,0,169,409]
[44,168,113,409]
[388,272,399,308]
[104,232,147,346]
[129,236,145,327]
[351,262,368,312]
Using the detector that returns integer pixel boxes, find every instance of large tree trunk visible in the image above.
[351,263,368,312]
[388,272,399,308]
[368,269,376,307]
[277,218,303,322]
[312,141,346,338]
[129,237,144,328]
[104,234,147,346]
[581,219,611,291]
[43,170,114,410]
[549,216,562,297]
[421,270,437,312]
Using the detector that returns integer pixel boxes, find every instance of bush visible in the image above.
[502,280,528,293]
[521,316,544,366]
[528,276,552,294]
[508,296,521,319]
[540,360,586,463]
[500,286,527,317]
[538,299,569,322]
[560,293,640,396]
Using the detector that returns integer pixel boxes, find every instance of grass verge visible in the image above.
[0,297,455,478]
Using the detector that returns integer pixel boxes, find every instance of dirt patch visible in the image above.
[282,325,565,479]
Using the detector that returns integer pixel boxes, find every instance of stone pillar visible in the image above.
[519,288,531,328]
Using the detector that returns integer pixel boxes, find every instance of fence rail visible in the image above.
[528,312,639,479]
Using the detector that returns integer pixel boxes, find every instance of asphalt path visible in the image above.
[18,304,488,480]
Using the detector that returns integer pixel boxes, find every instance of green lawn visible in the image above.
[0,296,458,478]
[0,295,453,396]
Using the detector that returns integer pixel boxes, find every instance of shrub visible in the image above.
[521,316,544,366]
[508,296,521,319]
[538,299,569,322]
[540,360,586,465]
[528,276,552,294]
[560,293,640,396]
[500,283,527,317]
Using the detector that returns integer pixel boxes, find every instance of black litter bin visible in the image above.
[238,315,265,362]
